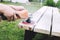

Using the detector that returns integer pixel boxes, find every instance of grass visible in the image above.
[0,2,43,40]
[0,20,25,40]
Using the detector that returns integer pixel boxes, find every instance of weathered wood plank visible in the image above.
[34,7,52,34]
[18,6,48,30]
[52,8,60,37]
[31,6,48,23]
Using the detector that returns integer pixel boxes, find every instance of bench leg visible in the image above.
[24,30,37,40]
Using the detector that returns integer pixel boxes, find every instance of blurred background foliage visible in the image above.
[0,0,60,8]
[45,0,56,7]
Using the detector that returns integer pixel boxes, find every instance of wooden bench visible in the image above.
[18,6,60,40]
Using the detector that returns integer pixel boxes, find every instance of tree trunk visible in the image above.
[29,0,32,2]
[0,0,3,2]
[10,0,12,2]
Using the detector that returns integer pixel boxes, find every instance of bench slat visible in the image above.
[31,6,48,23]
[52,8,60,37]
[34,7,52,34]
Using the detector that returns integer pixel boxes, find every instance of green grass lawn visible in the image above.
[0,20,24,40]
[0,2,43,40]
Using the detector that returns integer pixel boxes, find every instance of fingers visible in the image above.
[0,13,17,21]
[0,13,7,20]
[0,4,29,21]
[9,5,25,11]
[15,10,29,19]
[15,13,21,19]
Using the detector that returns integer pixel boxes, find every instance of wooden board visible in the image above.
[31,6,48,23]
[52,8,60,37]
[34,7,53,34]
[18,6,60,37]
